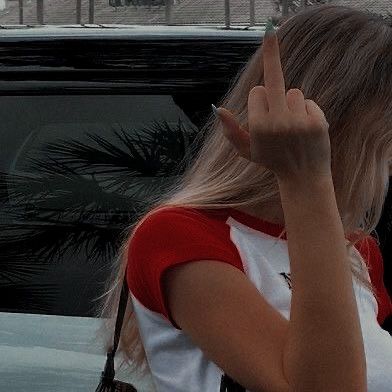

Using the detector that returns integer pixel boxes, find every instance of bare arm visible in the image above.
[278,174,367,391]
[162,174,367,391]
[169,22,367,390]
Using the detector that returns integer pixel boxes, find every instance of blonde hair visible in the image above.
[93,4,392,380]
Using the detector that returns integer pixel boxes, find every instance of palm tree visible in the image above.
[0,117,205,314]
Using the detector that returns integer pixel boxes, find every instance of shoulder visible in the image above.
[129,205,232,246]
[126,206,243,326]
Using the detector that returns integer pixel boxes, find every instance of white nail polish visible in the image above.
[211,104,219,118]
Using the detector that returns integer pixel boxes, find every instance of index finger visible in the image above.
[262,24,287,111]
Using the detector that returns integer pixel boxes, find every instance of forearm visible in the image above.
[277,175,367,392]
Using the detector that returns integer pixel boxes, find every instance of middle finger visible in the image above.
[262,26,288,113]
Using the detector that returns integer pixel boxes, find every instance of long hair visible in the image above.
[93,4,392,380]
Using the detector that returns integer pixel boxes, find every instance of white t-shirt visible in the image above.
[127,206,392,392]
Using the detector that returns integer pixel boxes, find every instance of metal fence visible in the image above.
[13,0,315,27]
[9,0,387,28]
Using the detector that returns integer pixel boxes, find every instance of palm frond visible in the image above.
[0,282,59,313]
[1,118,204,313]
[32,118,200,177]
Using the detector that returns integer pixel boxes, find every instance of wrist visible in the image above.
[277,171,333,191]
[277,173,336,207]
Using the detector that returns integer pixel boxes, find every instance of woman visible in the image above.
[96,4,392,391]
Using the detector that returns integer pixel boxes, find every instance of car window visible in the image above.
[0,91,206,315]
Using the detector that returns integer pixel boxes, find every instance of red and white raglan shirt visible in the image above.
[126,206,392,392]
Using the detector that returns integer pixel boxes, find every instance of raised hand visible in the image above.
[213,21,331,182]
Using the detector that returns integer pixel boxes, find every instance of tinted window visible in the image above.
[0,93,206,315]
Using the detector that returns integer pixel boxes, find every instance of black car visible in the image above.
[0,25,267,391]
[0,25,391,391]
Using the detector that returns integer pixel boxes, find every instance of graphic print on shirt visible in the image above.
[280,272,292,289]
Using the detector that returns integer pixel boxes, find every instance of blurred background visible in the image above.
[0,0,390,27]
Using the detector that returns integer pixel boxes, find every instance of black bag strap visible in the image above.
[112,269,130,357]
[96,267,132,391]
[96,267,246,392]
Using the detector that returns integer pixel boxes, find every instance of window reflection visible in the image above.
[0,94,203,316]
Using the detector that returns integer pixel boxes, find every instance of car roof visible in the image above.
[0,24,267,40]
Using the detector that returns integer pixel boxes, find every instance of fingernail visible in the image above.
[211,104,220,118]
[265,18,275,37]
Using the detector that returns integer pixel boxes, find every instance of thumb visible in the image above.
[214,106,251,160]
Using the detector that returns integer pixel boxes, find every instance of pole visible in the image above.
[88,0,94,23]
[282,0,289,17]
[224,0,230,29]
[18,0,23,24]
[36,0,43,24]
[76,0,81,24]
[165,0,173,25]
[249,0,255,27]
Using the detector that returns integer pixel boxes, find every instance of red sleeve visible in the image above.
[126,207,244,330]
[355,235,392,325]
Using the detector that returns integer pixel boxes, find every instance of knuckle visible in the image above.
[287,88,304,96]
[308,117,326,132]
[272,119,290,131]
[249,86,257,95]
[250,85,266,97]
[294,118,308,130]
